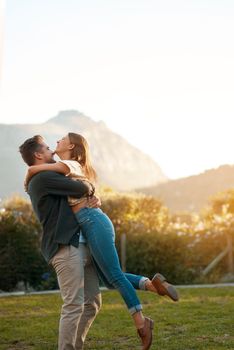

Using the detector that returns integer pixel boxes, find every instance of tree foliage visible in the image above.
[0,188,233,291]
[0,196,48,291]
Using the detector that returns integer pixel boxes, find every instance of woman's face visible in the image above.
[55,135,72,154]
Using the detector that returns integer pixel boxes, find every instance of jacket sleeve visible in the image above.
[36,171,92,198]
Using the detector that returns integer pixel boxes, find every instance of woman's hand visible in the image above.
[24,166,35,191]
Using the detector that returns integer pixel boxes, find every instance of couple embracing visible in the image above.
[19,132,179,350]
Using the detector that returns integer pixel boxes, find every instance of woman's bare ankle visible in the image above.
[145,280,157,293]
[133,311,145,329]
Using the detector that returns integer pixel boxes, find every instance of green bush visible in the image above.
[0,212,47,291]
[116,230,195,284]
[1,189,233,291]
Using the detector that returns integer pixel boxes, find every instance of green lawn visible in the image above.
[0,288,233,350]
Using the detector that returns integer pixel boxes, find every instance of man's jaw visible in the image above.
[48,153,56,164]
[49,157,56,164]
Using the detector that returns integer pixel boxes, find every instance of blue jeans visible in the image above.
[75,208,145,314]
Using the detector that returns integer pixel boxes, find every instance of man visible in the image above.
[19,135,101,350]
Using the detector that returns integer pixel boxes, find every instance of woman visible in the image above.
[25,133,179,350]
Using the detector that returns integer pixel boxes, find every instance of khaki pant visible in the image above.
[50,244,102,350]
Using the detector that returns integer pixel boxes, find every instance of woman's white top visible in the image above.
[60,160,85,178]
[59,160,88,206]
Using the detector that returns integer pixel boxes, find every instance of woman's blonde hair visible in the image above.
[68,132,97,182]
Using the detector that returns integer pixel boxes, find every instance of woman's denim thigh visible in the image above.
[75,208,142,314]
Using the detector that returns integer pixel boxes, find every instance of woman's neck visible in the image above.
[57,151,71,160]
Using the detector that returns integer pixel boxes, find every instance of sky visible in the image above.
[0,0,234,179]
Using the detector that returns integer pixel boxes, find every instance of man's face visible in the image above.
[37,141,55,164]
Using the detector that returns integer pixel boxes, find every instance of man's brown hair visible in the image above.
[19,135,44,166]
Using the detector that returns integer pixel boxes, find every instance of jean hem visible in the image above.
[129,304,143,315]
[139,277,149,290]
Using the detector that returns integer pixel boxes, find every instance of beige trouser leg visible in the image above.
[75,245,102,350]
[51,244,101,350]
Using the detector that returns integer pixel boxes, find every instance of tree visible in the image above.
[101,191,169,236]
[0,195,49,291]
[0,212,47,291]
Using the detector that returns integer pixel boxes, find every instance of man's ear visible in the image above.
[34,152,43,160]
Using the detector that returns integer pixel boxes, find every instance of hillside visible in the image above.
[0,110,166,198]
[137,165,234,212]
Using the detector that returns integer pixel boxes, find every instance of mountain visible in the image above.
[0,110,166,199]
[137,165,234,213]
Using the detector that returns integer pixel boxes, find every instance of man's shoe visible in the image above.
[152,273,179,302]
[137,317,154,350]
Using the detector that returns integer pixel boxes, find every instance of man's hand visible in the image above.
[71,195,101,213]
[88,195,101,208]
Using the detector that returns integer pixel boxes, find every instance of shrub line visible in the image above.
[0,283,233,298]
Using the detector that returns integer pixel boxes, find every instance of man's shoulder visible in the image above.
[32,171,64,180]
[29,171,64,188]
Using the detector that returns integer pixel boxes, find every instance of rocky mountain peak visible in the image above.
[0,110,166,199]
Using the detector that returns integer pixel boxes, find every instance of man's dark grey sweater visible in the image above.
[28,170,91,263]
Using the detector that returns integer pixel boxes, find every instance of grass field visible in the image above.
[0,287,233,350]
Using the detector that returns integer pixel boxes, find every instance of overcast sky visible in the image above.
[0,0,234,179]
